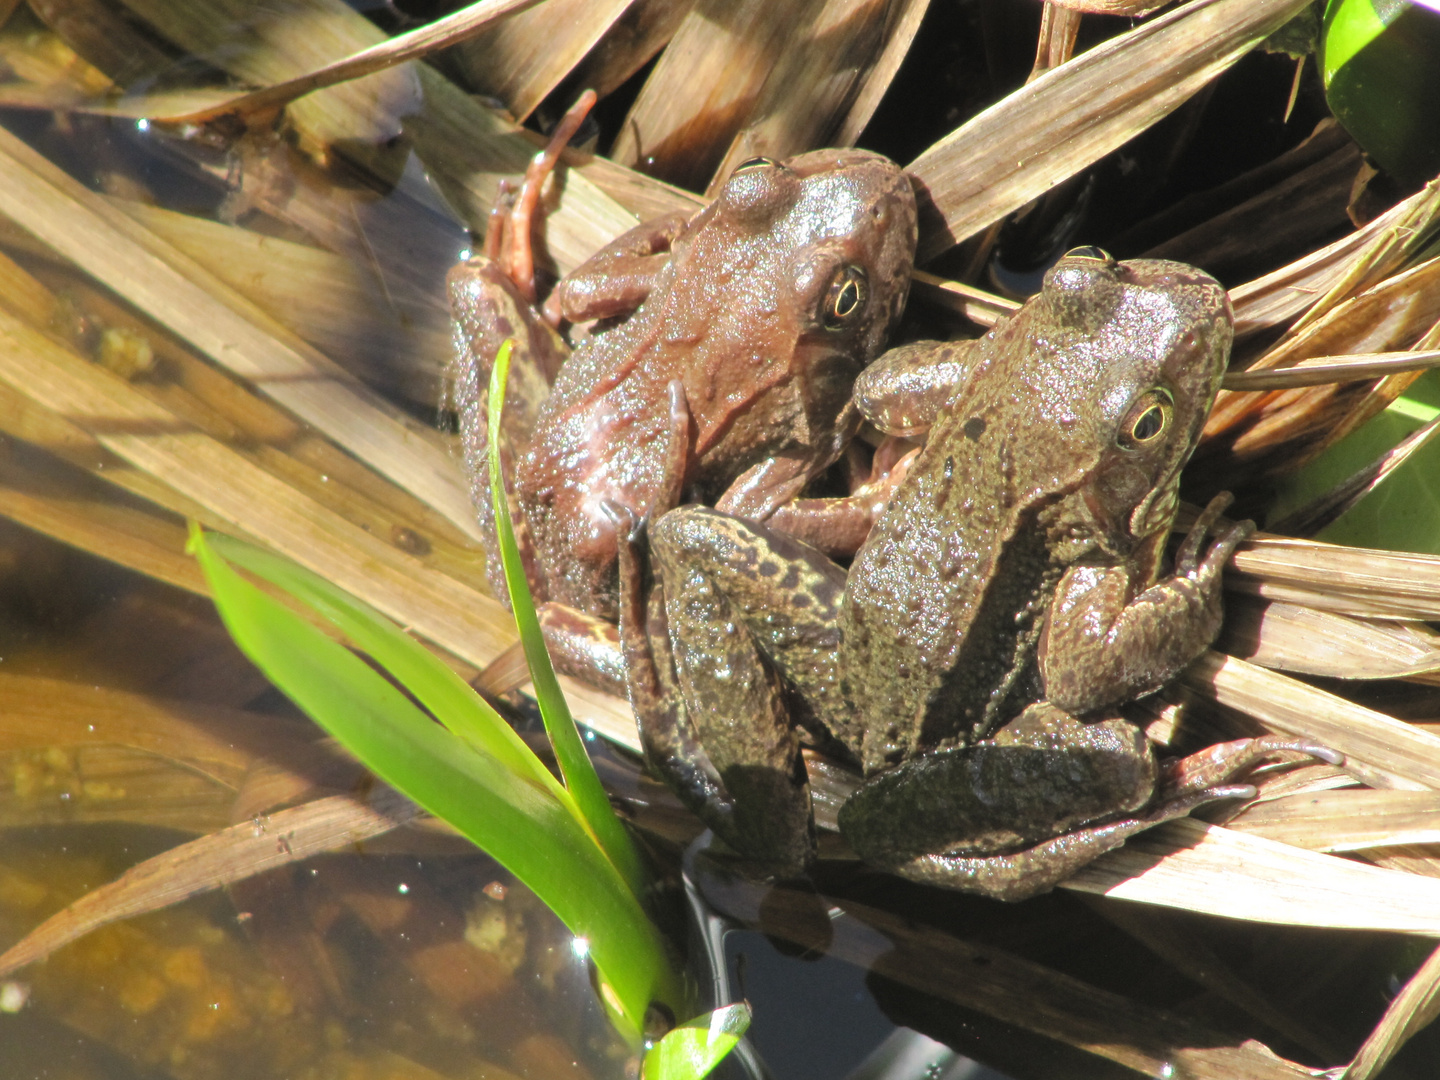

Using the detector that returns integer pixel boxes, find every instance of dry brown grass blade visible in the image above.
[112,199,452,402]
[1141,137,1360,284]
[1228,789,1440,852]
[0,122,483,540]
[1342,942,1440,1080]
[126,0,637,271]
[0,675,326,792]
[1221,350,1440,391]
[0,744,234,831]
[1269,413,1440,538]
[0,306,523,662]
[907,0,1311,261]
[450,0,631,122]
[1229,535,1440,620]
[1228,178,1440,342]
[910,269,1020,327]
[150,0,546,124]
[1086,900,1346,1063]
[0,436,202,596]
[612,0,928,193]
[1066,817,1440,934]
[0,787,419,979]
[1220,598,1440,682]
[28,0,175,88]
[1183,651,1440,790]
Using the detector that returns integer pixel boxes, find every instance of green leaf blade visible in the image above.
[643,1004,752,1080]
[486,338,648,897]
[189,525,677,1036]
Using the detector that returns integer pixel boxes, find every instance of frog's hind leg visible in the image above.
[615,505,848,877]
[839,703,1340,901]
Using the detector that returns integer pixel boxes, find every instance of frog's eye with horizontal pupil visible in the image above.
[1118,389,1173,449]
[822,266,868,330]
[734,156,780,173]
[1064,245,1112,262]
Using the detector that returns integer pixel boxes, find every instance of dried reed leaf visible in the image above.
[0,306,524,663]
[1342,942,1440,1080]
[1067,816,1440,934]
[150,0,546,124]
[1229,535,1440,621]
[0,122,481,540]
[0,744,234,831]
[1227,789,1440,852]
[452,0,631,122]
[113,199,452,401]
[28,0,176,87]
[1086,900,1344,1063]
[908,0,1312,261]
[1228,178,1440,342]
[1144,139,1360,284]
[1221,350,1440,392]
[128,0,637,272]
[0,787,420,979]
[1220,598,1440,682]
[0,436,202,595]
[0,674,322,790]
[1046,0,1171,11]
[1207,255,1440,459]
[1030,4,1082,78]
[910,269,1020,327]
[1182,651,1440,790]
[613,0,928,192]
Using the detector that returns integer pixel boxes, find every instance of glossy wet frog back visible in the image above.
[841,253,1233,770]
[517,148,917,618]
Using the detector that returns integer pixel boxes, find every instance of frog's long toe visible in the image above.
[1161,735,1344,798]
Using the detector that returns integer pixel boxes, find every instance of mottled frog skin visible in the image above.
[449,143,916,632]
[617,250,1336,900]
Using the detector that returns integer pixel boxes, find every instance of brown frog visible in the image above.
[615,249,1338,900]
[448,100,917,683]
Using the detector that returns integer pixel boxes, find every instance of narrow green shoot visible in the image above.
[487,338,647,897]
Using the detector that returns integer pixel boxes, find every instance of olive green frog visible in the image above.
[615,249,1337,900]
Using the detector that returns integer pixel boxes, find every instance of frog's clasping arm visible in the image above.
[1039,492,1254,715]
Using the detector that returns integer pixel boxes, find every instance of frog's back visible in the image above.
[840,396,1067,767]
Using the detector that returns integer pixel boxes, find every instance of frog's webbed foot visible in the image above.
[888,786,1250,902]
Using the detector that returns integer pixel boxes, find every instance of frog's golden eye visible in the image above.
[735,156,780,173]
[1064,245,1112,262]
[822,266,868,330]
[1118,389,1173,449]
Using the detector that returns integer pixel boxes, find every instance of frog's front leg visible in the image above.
[616,505,848,877]
[544,211,691,325]
[1039,492,1255,715]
